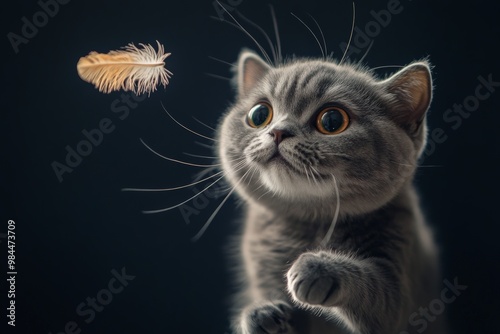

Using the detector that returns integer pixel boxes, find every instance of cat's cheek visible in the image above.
[286,252,343,307]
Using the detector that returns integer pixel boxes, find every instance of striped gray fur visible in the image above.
[217,50,446,334]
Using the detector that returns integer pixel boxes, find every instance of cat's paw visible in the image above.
[239,300,294,334]
[287,252,341,307]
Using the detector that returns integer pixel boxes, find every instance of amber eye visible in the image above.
[316,107,349,134]
[247,102,273,128]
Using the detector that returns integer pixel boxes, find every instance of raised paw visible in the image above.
[240,300,295,334]
[287,252,341,307]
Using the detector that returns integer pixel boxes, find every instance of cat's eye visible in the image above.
[247,102,273,128]
[316,107,349,135]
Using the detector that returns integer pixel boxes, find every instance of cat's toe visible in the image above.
[240,301,294,334]
[287,252,341,307]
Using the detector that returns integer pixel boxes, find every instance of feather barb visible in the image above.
[77,41,172,95]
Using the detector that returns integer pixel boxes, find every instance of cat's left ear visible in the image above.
[380,61,433,134]
[236,50,271,97]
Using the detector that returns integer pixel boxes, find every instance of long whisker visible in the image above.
[142,161,247,214]
[210,15,273,65]
[121,170,225,192]
[191,187,235,242]
[391,161,444,168]
[248,164,259,186]
[321,174,341,247]
[192,117,216,132]
[208,56,236,67]
[213,1,273,65]
[358,40,374,64]
[290,12,325,59]
[160,102,216,142]
[191,168,251,242]
[307,13,328,58]
[183,152,218,159]
[340,2,356,65]
[234,9,277,64]
[257,188,273,201]
[143,175,226,214]
[205,72,232,81]
[140,138,220,168]
[269,5,282,64]
[309,166,320,186]
[303,165,312,185]
[195,141,215,150]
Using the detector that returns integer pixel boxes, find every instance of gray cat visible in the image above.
[216,50,446,334]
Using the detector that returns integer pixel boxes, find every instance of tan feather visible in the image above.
[77,41,172,94]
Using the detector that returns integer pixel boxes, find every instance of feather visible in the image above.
[77,41,172,95]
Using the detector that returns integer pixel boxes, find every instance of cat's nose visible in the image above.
[269,129,294,145]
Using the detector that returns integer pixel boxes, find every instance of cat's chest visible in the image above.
[244,213,331,263]
[244,209,391,262]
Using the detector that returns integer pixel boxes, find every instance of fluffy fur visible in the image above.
[216,51,445,334]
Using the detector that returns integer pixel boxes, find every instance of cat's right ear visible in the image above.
[379,61,433,135]
[236,50,271,96]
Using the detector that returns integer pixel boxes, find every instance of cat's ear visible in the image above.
[236,50,271,96]
[380,61,433,134]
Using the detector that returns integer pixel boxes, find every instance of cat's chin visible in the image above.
[257,162,334,200]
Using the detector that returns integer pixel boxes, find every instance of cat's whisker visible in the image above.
[206,72,232,81]
[140,138,220,168]
[309,166,320,186]
[121,170,225,192]
[210,15,273,64]
[320,173,341,247]
[194,141,215,150]
[242,165,255,185]
[208,56,236,68]
[191,167,252,242]
[254,179,267,192]
[303,165,312,185]
[213,1,273,65]
[122,157,246,193]
[310,166,321,176]
[234,9,278,64]
[257,188,273,201]
[192,117,216,132]
[307,13,328,59]
[247,165,259,186]
[160,102,217,142]
[142,161,247,214]
[392,161,443,168]
[358,40,374,64]
[340,2,356,65]
[183,152,218,159]
[142,175,226,214]
[269,5,282,64]
[290,12,325,59]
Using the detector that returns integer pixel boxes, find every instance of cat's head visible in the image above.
[218,51,432,218]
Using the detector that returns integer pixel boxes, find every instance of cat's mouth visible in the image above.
[266,151,303,174]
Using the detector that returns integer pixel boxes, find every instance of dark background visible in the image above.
[2,0,499,333]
